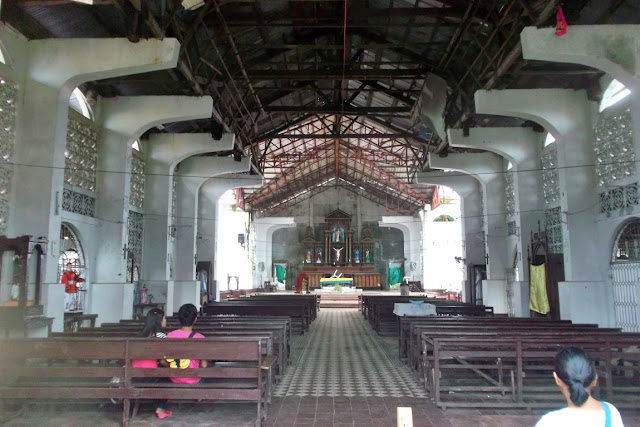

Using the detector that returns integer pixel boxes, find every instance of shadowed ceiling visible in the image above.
[4,0,638,214]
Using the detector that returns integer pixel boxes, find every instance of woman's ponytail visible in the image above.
[554,347,597,407]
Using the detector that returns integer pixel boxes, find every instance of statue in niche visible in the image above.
[306,249,312,263]
[365,248,371,263]
[332,226,344,243]
[354,249,360,263]
[333,247,343,263]
[316,250,322,263]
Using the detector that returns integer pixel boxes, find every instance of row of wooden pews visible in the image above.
[398,315,640,411]
[359,295,494,335]
[0,294,318,426]
[204,294,319,334]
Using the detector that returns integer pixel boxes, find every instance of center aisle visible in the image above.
[274,308,427,398]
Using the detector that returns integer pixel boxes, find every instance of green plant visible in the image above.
[334,285,342,292]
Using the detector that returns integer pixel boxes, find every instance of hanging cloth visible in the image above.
[388,262,403,287]
[529,264,550,314]
[274,263,287,283]
[555,6,568,36]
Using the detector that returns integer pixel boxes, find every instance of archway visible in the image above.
[610,219,640,332]
[59,223,87,313]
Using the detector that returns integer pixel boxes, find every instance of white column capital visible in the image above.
[475,89,591,140]
[429,152,503,184]
[27,38,180,91]
[101,97,213,146]
[448,127,538,165]
[416,172,480,197]
[413,73,447,140]
[147,132,235,169]
[522,25,640,89]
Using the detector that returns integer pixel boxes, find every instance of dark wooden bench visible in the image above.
[421,333,640,410]
[204,302,311,334]
[0,337,272,426]
[55,324,287,378]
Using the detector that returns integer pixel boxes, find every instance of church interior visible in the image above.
[0,1,639,426]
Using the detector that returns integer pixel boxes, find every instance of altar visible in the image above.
[299,210,382,289]
[319,277,354,287]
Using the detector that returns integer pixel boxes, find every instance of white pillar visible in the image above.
[173,157,251,312]
[416,172,483,303]
[198,176,263,301]
[429,153,509,314]
[475,89,597,283]
[11,37,179,331]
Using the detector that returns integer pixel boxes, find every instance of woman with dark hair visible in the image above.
[132,308,171,419]
[536,347,624,426]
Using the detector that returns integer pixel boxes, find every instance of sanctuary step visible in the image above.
[318,293,359,308]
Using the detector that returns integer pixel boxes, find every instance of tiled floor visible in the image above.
[2,308,640,426]
[274,309,426,398]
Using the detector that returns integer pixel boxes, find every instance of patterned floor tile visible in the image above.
[274,308,427,398]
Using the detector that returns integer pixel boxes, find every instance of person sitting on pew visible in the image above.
[166,303,208,384]
[536,347,624,427]
[131,308,172,419]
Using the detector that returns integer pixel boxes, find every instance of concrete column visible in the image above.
[378,216,423,284]
[521,25,640,90]
[11,37,179,331]
[416,172,483,302]
[475,89,597,283]
[251,217,297,289]
[96,96,213,284]
[172,157,251,313]
[198,176,263,301]
[448,127,543,287]
[429,153,509,314]
[143,131,230,312]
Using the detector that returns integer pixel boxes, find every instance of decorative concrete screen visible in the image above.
[65,113,98,192]
[541,145,560,206]
[594,106,634,187]
[130,155,145,209]
[0,77,17,235]
[504,171,515,218]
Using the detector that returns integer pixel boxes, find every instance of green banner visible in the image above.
[388,262,403,286]
[274,263,287,283]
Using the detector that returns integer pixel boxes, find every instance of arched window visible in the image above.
[600,79,631,112]
[132,139,141,152]
[613,219,640,262]
[434,215,455,222]
[69,87,93,120]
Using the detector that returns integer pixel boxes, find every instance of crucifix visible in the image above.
[333,247,343,263]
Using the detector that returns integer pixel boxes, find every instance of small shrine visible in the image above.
[299,210,381,289]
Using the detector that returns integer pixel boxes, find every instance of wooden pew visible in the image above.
[421,333,640,410]
[204,302,311,334]
[55,324,287,378]
[0,337,272,426]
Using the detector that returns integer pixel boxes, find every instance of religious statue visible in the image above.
[365,248,371,263]
[332,226,344,243]
[140,284,148,304]
[316,250,322,263]
[333,247,343,263]
[306,249,312,263]
[354,248,360,263]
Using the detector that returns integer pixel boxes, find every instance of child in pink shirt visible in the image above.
[166,303,207,384]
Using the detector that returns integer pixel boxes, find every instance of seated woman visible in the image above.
[536,346,624,427]
[131,308,171,419]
